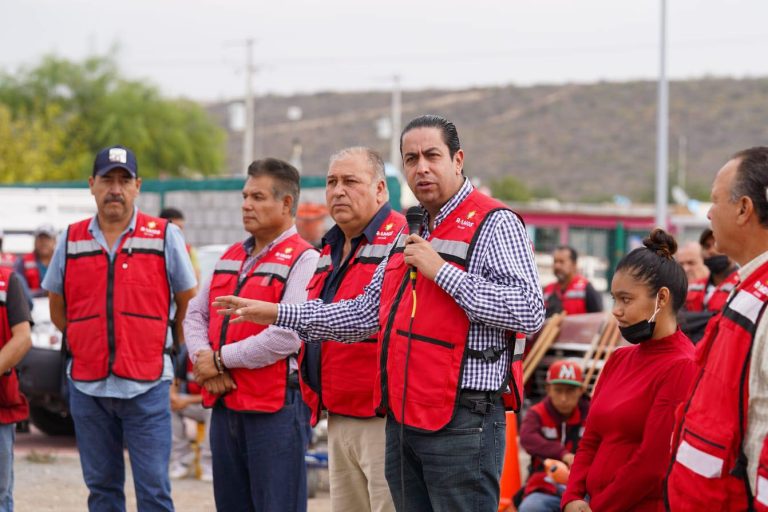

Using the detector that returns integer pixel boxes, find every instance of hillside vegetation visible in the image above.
[207,77,768,202]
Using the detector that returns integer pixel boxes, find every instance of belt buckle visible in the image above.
[481,347,497,361]
[470,399,493,415]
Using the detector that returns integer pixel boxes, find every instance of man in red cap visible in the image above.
[517,360,590,512]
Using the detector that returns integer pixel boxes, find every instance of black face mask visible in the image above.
[619,319,657,345]
[618,298,660,345]
[704,254,730,275]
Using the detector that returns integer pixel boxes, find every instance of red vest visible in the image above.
[685,271,739,313]
[185,358,202,395]
[0,268,29,424]
[203,234,313,413]
[64,213,171,382]
[375,190,525,432]
[756,438,768,511]
[0,254,15,270]
[543,275,590,315]
[21,253,41,291]
[666,262,768,511]
[299,210,406,426]
[524,398,587,497]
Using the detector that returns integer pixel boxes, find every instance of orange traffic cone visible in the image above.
[498,411,522,512]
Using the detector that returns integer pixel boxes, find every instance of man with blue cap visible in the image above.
[43,145,197,511]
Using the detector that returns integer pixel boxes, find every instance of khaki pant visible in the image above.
[327,414,395,512]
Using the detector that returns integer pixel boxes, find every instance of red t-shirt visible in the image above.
[562,329,697,512]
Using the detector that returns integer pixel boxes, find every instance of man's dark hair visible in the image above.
[400,114,461,159]
[159,207,185,221]
[616,228,688,312]
[731,146,768,228]
[247,158,301,216]
[698,228,714,248]
[555,245,578,263]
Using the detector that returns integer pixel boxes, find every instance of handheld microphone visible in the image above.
[405,206,424,286]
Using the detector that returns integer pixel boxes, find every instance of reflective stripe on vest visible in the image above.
[541,426,558,439]
[315,254,332,272]
[758,475,768,508]
[122,236,164,253]
[214,259,241,273]
[430,238,469,264]
[676,439,724,478]
[357,241,394,262]
[254,262,291,281]
[0,291,5,303]
[67,239,102,256]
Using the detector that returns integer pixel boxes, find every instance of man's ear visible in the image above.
[737,196,753,226]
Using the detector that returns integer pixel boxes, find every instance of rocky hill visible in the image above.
[206,77,768,202]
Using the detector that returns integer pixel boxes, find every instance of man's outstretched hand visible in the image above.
[213,296,279,325]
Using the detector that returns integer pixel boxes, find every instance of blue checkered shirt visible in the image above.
[278,179,544,390]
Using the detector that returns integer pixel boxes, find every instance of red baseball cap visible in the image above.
[546,361,583,387]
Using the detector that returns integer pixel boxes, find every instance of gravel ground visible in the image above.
[13,429,330,512]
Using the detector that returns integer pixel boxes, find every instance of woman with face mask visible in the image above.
[562,229,698,512]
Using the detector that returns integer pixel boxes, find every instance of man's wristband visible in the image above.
[213,349,224,375]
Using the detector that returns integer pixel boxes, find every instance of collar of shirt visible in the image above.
[422,178,473,236]
[322,203,393,251]
[241,224,299,262]
[737,248,768,282]
[87,206,139,258]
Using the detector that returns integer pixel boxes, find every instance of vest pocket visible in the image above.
[114,311,166,376]
[66,314,101,355]
[394,329,456,407]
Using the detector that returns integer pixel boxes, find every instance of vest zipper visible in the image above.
[378,273,411,414]
[106,254,116,374]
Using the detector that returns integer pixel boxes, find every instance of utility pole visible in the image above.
[242,38,255,175]
[655,0,669,229]
[389,75,402,171]
[677,134,687,190]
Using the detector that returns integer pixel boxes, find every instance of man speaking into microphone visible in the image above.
[215,115,545,511]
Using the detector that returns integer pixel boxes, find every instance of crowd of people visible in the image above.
[0,115,765,512]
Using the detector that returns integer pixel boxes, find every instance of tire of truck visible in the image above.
[28,405,75,436]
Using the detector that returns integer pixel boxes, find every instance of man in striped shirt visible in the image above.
[215,115,545,512]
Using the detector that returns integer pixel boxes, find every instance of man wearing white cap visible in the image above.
[14,224,56,297]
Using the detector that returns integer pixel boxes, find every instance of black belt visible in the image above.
[287,372,300,389]
[458,389,498,415]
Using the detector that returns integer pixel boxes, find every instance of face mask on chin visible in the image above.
[704,254,730,275]
[619,296,661,345]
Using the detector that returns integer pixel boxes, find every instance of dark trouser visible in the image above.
[209,387,310,512]
[384,393,506,512]
[68,380,174,512]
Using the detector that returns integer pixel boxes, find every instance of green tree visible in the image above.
[490,175,533,202]
[0,53,225,181]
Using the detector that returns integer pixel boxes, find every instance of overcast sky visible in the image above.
[1,0,767,101]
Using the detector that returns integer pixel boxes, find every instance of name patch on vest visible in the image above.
[140,223,163,237]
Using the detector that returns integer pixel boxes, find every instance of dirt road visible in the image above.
[14,429,330,511]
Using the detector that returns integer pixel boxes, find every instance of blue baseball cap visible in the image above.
[93,145,138,178]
